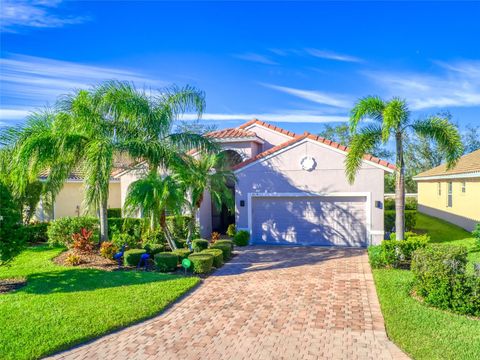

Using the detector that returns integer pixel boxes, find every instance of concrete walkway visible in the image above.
[47,247,408,360]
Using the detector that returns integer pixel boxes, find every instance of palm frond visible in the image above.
[345,124,383,184]
[382,98,409,142]
[350,96,385,132]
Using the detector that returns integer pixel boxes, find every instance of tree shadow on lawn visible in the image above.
[214,246,365,277]
[20,268,180,294]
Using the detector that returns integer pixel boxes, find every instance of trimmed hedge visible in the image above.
[123,249,147,266]
[234,230,250,246]
[368,233,429,269]
[202,248,224,268]
[384,198,417,210]
[154,252,179,272]
[192,239,209,253]
[20,222,49,243]
[188,253,214,274]
[210,243,232,260]
[215,239,234,251]
[107,208,122,218]
[172,248,192,263]
[412,245,479,316]
[47,216,99,246]
[384,210,417,232]
[174,239,187,249]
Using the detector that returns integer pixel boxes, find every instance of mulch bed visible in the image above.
[0,278,27,294]
[54,251,119,271]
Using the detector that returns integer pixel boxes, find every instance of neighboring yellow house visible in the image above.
[413,149,480,232]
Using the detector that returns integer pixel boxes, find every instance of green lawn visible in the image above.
[0,246,200,360]
[373,213,480,360]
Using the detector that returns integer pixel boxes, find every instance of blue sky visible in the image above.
[1,1,480,134]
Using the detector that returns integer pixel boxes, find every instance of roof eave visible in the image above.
[413,171,480,181]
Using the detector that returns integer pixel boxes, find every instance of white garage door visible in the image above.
[251,196,367,247]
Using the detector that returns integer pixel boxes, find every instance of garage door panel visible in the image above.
[251,196,367,247]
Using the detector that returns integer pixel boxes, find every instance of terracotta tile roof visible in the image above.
[206,128,258,139]
[414,149,480,178]
[233,130,396,171]
[238,118,297,137]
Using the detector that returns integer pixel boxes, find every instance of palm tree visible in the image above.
[345,96,463,240]
[124,172,183,250]
[174,152,236,245]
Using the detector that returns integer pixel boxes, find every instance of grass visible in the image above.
[0,245,200,360]
[373,213,480,360]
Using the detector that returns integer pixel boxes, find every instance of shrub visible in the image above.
[174,239,187,249]
[202,248,224,268]
[20,222,49,243]
[154,252,178,272]
[234,230,250,246]
[142,229,166,245]
[172,248,192,263]
[123,249,147,266]
[211,243,232,260]
[166,215,198,239]
[412,245,470,310]
[188,253,214,274]
[384,210,417,232]
[211,232,221,241]
[389,231,418,240]
[384,198,395,210]
[215,239,234,251]
[108,217,144,239]
[368,245,387,269]
[47,216,99,247]
[100,241,118,260]
[65,253,81,266]
[369,235,429,268]
[226,224,236,238]
[143,243,164,256]
[0,181,24,264]
[384,198,417,211]
[192,239,209,253]
[472,223,480,247]
[106,208,122,218]
[112,233,140,249]
[71,228,95,254]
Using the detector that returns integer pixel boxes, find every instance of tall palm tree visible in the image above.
[346,96,463,240]
[174,152,236,244]
[124,173,183,250]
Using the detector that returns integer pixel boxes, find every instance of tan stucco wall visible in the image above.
[53,181,121,218]
[417,179,480,230]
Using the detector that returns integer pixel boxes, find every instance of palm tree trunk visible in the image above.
[99,196,109,243]
[395,132,405,241]
[160,210,177,250]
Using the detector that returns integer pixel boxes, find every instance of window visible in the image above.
[438,182,441,196]
[462,181,466,193]
[447,182,453,207]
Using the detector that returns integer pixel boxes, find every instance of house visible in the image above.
[43,119,395,247]
[413,149,480,232]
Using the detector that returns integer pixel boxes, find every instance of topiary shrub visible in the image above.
[100,241,118,260]
[124,249,147,267]
[384,210,417,232]
[143,243,164,256]
[202,248,224,268]
[226,224,236,238]
[112,233,140,249]
[192,239,209,253]
[172,248,192,263]
[154,252,179,272]
[188,253,214,274]
[215,239,234,251]
[174,239,187,249]
[106,208,122,218]
[47,216,99,247]
[234,230,250,246]
[210,243,232,260]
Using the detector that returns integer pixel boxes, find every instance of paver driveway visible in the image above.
[48,247,408,360]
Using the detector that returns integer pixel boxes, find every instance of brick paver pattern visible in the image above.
[48,247,409,360]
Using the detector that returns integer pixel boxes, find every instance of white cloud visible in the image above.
[1,0,89,32]
[0,109,32,120]
[181,112,348,123]
[262,83,352,108]
[233,53,278,65]
[364,60,480,110]
[305,49,363,63]
[0,54,168,124]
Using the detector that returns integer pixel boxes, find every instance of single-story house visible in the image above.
[413,149,480,232]
[41,119,395,247]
